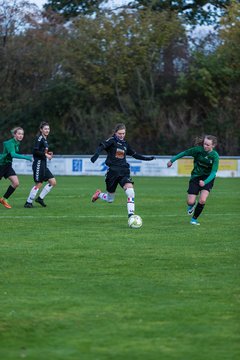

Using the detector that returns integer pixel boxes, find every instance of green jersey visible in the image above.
[0,138,31,166]
[171,146,219,185]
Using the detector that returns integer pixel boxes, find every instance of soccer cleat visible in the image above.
[187,204,195,216]
[128,213,134,218]
[35,196,47,207]
[0,197,12,209]
[91,189,101,202]
[190,218,200,226]
[24,202,33,208]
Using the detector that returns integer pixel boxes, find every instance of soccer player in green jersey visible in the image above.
[167,135,219,225]
[0,127,32,209]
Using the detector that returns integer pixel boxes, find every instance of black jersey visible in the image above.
[33,135,49,161]
[100,136,137,169]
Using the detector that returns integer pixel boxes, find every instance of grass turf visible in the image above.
[0,176,239,360]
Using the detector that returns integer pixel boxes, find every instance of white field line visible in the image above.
[0,213,238,219]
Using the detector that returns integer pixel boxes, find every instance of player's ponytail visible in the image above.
[193,136,204,146]
[193,134,218,148]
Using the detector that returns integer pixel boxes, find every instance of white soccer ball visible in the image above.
[128,215,143,229]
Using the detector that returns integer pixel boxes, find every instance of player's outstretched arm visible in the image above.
[132,153,155,161]
[90,144,105,163]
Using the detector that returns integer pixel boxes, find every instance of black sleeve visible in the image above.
[132,153,155,161]
[90,143,105,163]
[95,143,105,154]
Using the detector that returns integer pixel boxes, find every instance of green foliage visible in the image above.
[129,0,231,25]
[0,1,239,155]
[0,176,239,359]
[44,0,106,18]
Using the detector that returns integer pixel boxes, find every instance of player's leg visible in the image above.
[191,179,214,225]
[24,182,42,208]
[98,191,115,202]
[92,169,117,203]
[0,173,19,209]
[24,160,43,208]
[192,190,210,222]
[187,178,199,216]
[35,169,56,207]
[187,194,197,215]
[123,183,135,218]
[37,176,56,202]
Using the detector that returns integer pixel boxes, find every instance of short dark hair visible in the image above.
[39,121,50,130]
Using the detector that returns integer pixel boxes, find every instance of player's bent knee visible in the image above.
[125,188,135,199]
[49,179,57,186]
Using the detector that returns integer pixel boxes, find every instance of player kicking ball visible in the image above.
[91,123,155,219]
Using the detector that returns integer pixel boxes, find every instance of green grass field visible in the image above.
[0,176,239,360]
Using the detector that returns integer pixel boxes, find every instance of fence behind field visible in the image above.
[13,156,240,178]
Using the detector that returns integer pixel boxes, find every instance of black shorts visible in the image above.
[33,160,54,183]
[105,167,134,193]
[0,164,16,179]
[187,176,215,195]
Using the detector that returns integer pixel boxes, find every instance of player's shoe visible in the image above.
[187,204,195,216]
[35,196,47,207]
[24,202,33,208]
[190,218,200,226]
[0,197,12,209]
[128,213,134,218]
[91,189,101,202]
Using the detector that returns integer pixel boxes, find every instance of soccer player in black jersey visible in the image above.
[0,127,32,209]
[24,122,56,208]
[91,123,155,218]
[167,135,219,225]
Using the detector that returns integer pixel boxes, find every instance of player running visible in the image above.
[167,135,219,225]
[0,127,32,209]
[90,123,155,218]
[24,122,56,208]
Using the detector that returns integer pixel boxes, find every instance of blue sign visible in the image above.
[72,159,82,172]
[130,165,141,174]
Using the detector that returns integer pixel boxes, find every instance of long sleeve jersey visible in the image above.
[170,146,219,185]
[94,135,154,169]
[0,138,31,165]
[33,135,49,161]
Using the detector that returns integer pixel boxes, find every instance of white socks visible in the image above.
[27,186,39,203]
[39,184,53,199]
[99,192,115,203]
[125,188,135,217]
[27,184,53,203]
[97,187,135,217]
